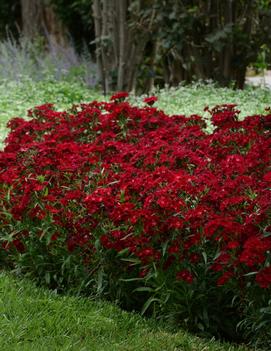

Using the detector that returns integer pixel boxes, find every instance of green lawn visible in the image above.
[0,272,253,351]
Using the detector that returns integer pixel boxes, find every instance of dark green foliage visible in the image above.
[1,0,271,90]
[146,0,271,89]
[0,0,20,39]
[50,0,94,52]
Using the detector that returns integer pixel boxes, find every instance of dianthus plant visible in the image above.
[0,95,270,343]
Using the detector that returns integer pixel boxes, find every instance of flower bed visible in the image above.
[0,95,270,346]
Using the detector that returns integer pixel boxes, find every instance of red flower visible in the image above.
[67,238,76,252]
[227,241,239,250]
[143,96,158,106]
[189,253,200,263]
[100,235,113,249]
[139,268,149,278]
[12,239,25,253]
[110,91,129,101]
[217,271,233,286]
[168,245,179,254]
[50,233,59,241]
[239,236,270,267]
[261,114,271,129]
[176,269,194,284]
[256,267,271,288]
[263,171,271,183]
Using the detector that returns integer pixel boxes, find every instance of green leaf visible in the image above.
[120,277,143,282]
[133,287,154,293]
[94,239,100,250]
[161,241,169,257]
[243,271,257,277]
[120,257,141,264]
[141,297,161,315]
[117,247,130,256]
[202,252,208,265]
[45,272,51,285]
[120,189,125,203]
[96,269,104,295]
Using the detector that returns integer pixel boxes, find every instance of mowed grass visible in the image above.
[0,272,254,351]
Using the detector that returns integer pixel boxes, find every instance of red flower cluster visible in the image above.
[143,96,158,106]
[0,100,271,294]
[176,269,193,284]
[110,91,129,101]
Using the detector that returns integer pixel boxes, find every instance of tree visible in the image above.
[16,0,271,91]
[151,0,271,89]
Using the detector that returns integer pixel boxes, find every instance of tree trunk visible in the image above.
[92,0,106,95]
[20,0,43,40]
[117,0,127,91]
[42,3,68,47]
[222,0,233,83]
[92,0,155,93]
[20,0,68,47]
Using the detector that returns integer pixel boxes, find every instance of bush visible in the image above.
[0,35,97,86]
[0,95,270,347]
